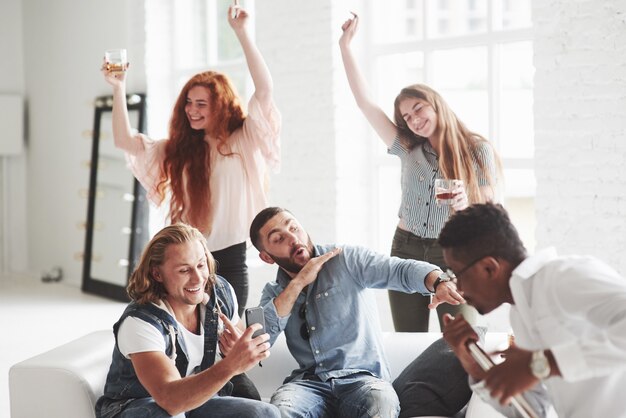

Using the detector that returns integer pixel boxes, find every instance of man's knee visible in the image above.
[343,379,400,418]
[248,402,281,418]
[271,382,329,418]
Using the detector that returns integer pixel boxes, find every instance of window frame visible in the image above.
[365,0,534,251]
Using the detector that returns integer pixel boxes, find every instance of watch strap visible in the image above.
[433,272,451,292]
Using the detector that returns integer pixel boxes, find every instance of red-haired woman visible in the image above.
[102,5,280,317]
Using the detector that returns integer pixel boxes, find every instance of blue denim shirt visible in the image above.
[260,244,438,383]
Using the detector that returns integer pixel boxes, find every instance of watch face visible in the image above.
[530,350,551,379]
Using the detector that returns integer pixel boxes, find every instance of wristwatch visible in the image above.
[530,349,551,379]
[432,272,451,293]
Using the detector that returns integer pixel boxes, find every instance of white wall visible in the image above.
[4,0,625,289]
[0,0,27,276]
[254,0,372,247]
[16,0,146,285]
[533,0,626,274]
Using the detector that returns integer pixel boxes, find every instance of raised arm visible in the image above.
[101,61,144,154]
[339,14,399,148]
[228,5,273,107]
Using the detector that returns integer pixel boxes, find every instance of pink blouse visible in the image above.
[120,94,281,251]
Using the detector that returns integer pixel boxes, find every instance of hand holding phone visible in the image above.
[245,307,266,367]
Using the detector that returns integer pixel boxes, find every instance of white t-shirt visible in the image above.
[118,286,239,377]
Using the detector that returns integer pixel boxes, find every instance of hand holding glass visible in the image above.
[104,49,127,74]
[434,179,463,206]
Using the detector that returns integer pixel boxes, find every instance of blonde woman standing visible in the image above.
[339,14,501,332]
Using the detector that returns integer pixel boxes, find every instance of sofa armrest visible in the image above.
[9,330,113,418]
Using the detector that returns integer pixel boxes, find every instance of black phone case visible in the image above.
[245,307,265,338]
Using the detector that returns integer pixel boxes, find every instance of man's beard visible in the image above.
[268,237,315,274]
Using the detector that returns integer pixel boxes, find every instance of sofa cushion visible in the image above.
[392,337,472,418]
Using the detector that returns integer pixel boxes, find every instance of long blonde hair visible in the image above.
[127,223,216,304]
[393,84,501,203]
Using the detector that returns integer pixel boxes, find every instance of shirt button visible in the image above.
[423,223,427,227]
[319,363,323,367]
[311,326,316,331]
[315,350,320,354]
[324,292,328,296]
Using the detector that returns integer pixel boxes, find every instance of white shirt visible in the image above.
[118,287,239,377]
[506,247,626,418]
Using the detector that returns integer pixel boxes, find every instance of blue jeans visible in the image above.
[270,374,400,418]
[116,396,280,418]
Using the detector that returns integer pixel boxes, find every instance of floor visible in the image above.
[0,277,126,418]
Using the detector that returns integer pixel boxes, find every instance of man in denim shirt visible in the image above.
[249,207,465,418]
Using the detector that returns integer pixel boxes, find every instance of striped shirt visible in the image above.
[388,136,496,239]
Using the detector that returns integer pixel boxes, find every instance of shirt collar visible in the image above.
[511,247,558,280]
[422,140,439,165]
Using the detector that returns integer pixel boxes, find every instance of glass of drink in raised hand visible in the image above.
[434,179,462,206]
[104,49,127,74]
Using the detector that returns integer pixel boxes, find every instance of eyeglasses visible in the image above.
[299,303,310,340]
[445,256,485,281]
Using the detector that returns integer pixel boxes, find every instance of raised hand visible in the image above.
[101,58,128,89]
[293,247,343,288]
[227,4,249,33]
[339,12,359,48]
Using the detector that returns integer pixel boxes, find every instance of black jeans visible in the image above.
[212,241,248,318]
[388,227,477,332]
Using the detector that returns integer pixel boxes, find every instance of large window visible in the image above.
[367,0,535,255]
[172,0,253,99]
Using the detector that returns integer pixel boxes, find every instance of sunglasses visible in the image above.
[299,303,310,340]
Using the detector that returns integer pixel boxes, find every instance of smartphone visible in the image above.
[245,306,265,338]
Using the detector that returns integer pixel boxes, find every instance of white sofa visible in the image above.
[9,330,509,418]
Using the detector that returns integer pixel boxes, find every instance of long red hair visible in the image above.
[156,71,245,234]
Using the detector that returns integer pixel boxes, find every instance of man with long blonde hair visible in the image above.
[95,224,279,418]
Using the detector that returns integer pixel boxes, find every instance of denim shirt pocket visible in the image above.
[313,285,348,326]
